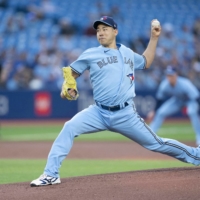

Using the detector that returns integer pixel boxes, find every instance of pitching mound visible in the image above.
[1,167,200,200]
[0,140,199,199]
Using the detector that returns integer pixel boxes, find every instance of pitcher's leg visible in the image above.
[141,123,200,165]
[44,105,107,177]
[112,105,200,166]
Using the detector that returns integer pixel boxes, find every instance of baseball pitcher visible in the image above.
[30,16,200,187]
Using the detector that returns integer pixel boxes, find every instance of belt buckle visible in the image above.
[109,106,113,111]
[109,106,115,111]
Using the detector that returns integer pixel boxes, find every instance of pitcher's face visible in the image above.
[96,24,118,48]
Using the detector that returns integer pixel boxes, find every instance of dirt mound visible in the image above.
[1,139,199,199]
[0,167,200,200]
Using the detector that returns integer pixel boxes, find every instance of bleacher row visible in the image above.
[0,0,200,90]
[0,0,199,49]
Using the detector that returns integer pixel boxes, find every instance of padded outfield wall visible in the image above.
[0,89,190,120]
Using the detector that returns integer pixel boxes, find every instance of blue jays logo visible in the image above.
[127,73,134,83]
[101,16,107,20]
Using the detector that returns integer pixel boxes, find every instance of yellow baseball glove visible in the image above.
[61,67,79,100]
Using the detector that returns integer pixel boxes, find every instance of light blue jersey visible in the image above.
[157,77,199,101]
[42,48,200,179]
[31,16,200,187]
[150,76,200,145]
[70,44,145,105]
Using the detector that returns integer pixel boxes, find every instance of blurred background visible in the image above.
[0,0,200,120]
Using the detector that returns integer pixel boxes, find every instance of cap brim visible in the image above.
[93,20,113,29]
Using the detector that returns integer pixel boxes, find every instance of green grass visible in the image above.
[0,121,196,142]
[0,125,62,141]
[156,123,195,141]
[0,159,193,184]
[0,121,196,184]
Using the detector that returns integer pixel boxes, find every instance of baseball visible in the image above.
[152,19,160,27]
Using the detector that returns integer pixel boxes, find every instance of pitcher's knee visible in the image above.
[63,121,79,139]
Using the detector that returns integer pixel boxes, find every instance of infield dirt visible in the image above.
[0,141,200,200]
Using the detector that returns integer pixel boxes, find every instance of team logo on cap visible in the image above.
[101,16,107,20]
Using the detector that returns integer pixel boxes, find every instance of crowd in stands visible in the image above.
[0,0,200,91]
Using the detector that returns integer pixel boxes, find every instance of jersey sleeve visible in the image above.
[185,80,199,100]
[70,50,90,75]
[134,53,146,70]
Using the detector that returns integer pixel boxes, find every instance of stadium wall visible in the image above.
[0,90,191,119]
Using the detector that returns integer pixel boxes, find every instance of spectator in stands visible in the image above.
[0,0,7,8]
[41,0,56,15]
[27,4,44,21]
[7,65,32,90]
[109,5,124,23]
[84,21,96,36]
[158,23,177,63]
[0,0,200,92]
[5,16,17,34]
[31,49,63,90]
[38,34,49,51]
[192,16,200,39]
[1,59,15,90]
[129,35,149,54]
[15,13,27,32]
[59,17,76,37]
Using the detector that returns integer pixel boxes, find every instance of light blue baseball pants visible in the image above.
[150,97,200,145]
[44,102,200,178]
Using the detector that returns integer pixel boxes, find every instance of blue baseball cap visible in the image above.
[165,66,177,75]
[93,16,117,29]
